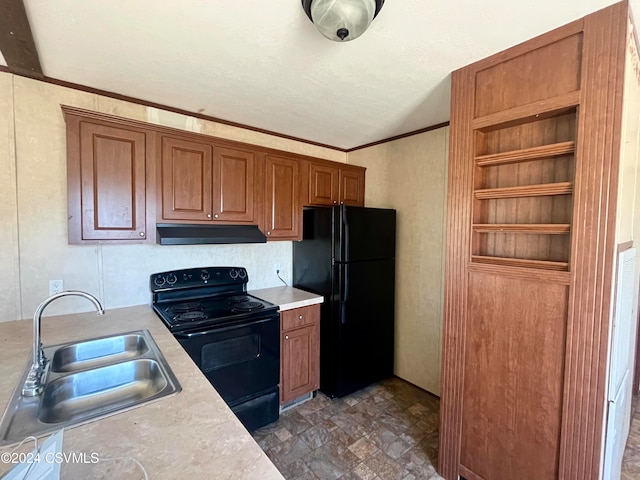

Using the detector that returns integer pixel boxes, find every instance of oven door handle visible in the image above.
[173,316,277,339]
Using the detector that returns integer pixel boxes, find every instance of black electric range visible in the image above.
[150,266,280,431]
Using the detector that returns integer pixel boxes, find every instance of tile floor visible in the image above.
[252,377,442,480]
[255,381,640,480]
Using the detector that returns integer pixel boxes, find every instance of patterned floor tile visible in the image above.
[253,377,439,480]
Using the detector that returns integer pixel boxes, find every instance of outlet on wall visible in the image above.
[274,263,281,274]
[49,279,63,295]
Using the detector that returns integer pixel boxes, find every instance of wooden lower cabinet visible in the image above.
[280,305,320,404]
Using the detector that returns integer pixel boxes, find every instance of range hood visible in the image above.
[156,223,267,245]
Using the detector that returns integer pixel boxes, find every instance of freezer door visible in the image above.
[328,258,395,398]
[293,207,334,295]
[334,206,396,262]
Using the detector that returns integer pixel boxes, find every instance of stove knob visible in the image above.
[166,274,178,285]
[229,269,239,279]
[238,269,247,279]
[153,276,166,287]
[201,270,210,281]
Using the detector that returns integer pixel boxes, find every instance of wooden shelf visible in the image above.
[475,141,575,167]
[472,91,580,131]
[471,255,569,271]
[474,182,572,199]
[473,224,571,234]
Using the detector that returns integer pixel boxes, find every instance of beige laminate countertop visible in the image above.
[0,305,284,480]
[250,286,324,311]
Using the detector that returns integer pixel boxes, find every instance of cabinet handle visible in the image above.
[214,214,219,219]
[139,232,145,237]
[299,315,303,320]
[285,335,289,340]
[207,214,212,218]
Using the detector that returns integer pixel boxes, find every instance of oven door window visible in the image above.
[201,334,260,371]
[176,316,279,405]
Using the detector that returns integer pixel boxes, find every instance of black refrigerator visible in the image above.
[293,205,396,398]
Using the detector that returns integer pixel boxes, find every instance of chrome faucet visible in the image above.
[22,290,105,396]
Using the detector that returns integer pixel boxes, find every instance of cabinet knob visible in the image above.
[267,231,271,235]
[285,335,289,340]
[139,232,145,237]
[333,200,337,204]
[299,315,303,320]
[207,214,212,218]
[214,214,219,219]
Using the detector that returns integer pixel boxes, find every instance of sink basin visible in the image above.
[50,333,149,373]
[40,359,167,424]
[0,330,181,446]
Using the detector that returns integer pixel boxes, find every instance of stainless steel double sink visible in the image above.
[0,330,181,446]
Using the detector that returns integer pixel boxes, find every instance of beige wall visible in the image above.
[612,18,640,391]
[0,73,346,322]
[348,127,449,396]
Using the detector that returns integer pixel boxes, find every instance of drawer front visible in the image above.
[281,305,319,331]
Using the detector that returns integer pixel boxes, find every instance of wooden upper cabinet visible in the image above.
[264,154,300,240]
[339,167,365,206]
[160,137,260,224]
[63,107,366,244]
[65,111,152,243]
[304,161,366,207]
[214,146,257,223]
[161,136,213,221]
[308,162,339,206]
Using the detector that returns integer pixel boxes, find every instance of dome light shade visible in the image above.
[301,0,385,42]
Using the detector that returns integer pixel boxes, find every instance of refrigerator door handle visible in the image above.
[340,263,349,325]
[343,207,350,262]
[343,263,350,303]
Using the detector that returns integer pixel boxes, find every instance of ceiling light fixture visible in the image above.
[301,0,385,42]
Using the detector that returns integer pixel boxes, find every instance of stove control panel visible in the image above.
[150,267,249,292]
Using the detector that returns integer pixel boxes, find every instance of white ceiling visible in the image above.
[20,0,638,149]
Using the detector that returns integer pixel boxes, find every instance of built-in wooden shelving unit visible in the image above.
[471,109,577,272]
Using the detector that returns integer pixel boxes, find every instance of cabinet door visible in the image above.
[76,122,147,240]
[213,146,256,222]
[281,323,320,404]
[161,136,213,221]
[339,168,365,206]
[308,163,339,206]
[264,155,301,240]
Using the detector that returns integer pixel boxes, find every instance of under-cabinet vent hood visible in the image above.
[156,223,267,245]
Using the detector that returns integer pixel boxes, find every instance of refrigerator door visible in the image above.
[293,207,335,296]
[326,258,395,398]
[334,206,396,263]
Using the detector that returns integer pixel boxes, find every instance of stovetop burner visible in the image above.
[168,302,203,313]
[228,295,250,303]
[231,301,265,313]
[150,267,278,331]
[174,311,208,322]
